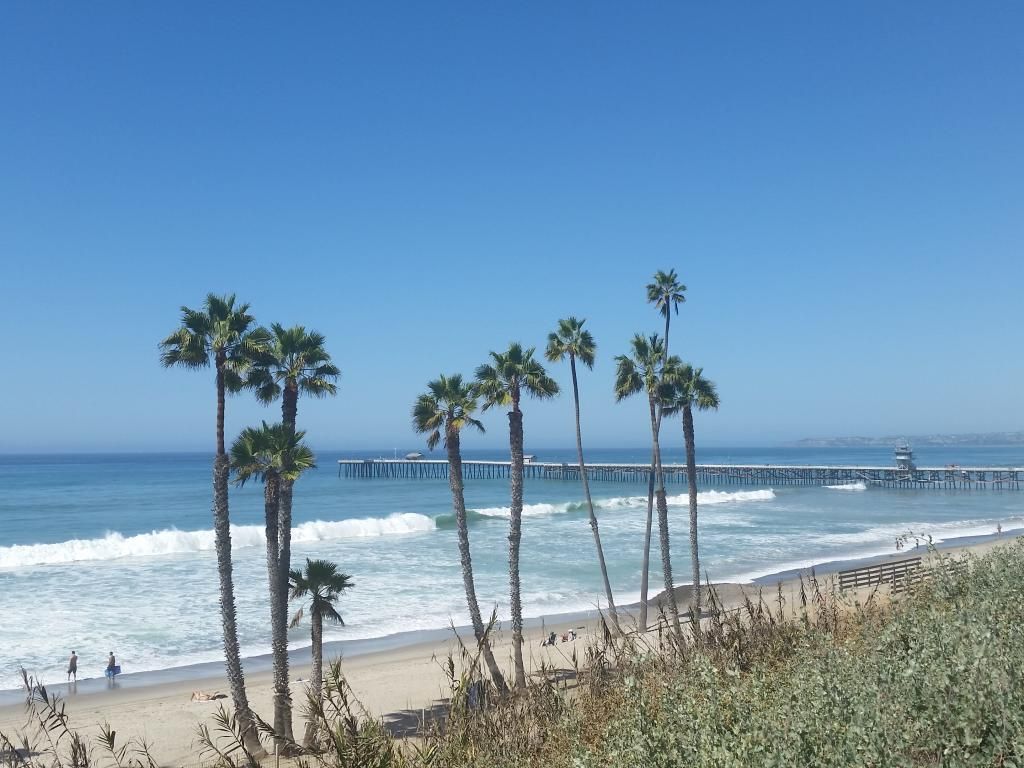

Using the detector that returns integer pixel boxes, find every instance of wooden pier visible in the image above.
[337,459,1023,490]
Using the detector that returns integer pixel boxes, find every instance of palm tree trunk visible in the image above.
[638,451,655,631]
[447,430,508,693]
[282,384,298,433]
[264,475,293,742]
[570,356,620,634]
[507,406,527,689]
[683,405,701,616]
[649,397,682,639]
[213,361,261,755]
[216,358,227,455]
[275,385,299,742]
[303,610,324,749]
[641,313,672,635]
[278,477,295,665]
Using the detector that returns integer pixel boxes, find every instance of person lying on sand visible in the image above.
[190,690,226,702]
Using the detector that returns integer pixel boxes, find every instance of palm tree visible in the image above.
[476,344,559,688]
[636,270,686,629]
[289,559,354,748]
[545,318,620,634]
[249,324,340,432]
[412,375,508,693]
[248,325,340,688]
[645,269,686,358]
[159,294,268,753]
[230,423,316,744]
[614,334,683,639]
[662,365,719,617]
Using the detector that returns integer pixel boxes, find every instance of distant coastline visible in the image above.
[792,431,1024,448]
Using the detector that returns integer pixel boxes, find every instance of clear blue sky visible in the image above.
[1,3,1021,453]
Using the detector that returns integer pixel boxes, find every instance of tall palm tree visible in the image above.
[159,294,268,753]
[645,269,687,358]
[246,326,337,740]
[412,375,508,693]
[614,334,683,639]
[662,365,719,617]
[248,325,340,687]
[637,270,686,629]
[545,318,620,634]
[476,344,559,688]
[249,324,341,432]
[289,559,354,748]
[230,423,316,744]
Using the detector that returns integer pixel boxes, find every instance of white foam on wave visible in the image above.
[292,513,435,542]
[599,488,777,510]
[824,482,868,491]
[0,513,436,569]
[677,489,777,505]
[472,488,776,519]
[474,501,574,518]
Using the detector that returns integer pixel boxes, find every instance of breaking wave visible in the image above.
[824,482,868,491]
[465,488,776,519]
[473,501,586,518]
[0,513,436,569]
[671,489,777,505]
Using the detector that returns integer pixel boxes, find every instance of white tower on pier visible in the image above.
[894,442,915,471]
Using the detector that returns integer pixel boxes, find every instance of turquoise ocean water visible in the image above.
[2,446,1023,691]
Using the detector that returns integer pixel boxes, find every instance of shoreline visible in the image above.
[0,606,611,707]
[3,526,1016,706]
[748,526,1024,585]
[2,530,1017,765]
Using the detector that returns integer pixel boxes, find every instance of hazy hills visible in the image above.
[793,432,1024,448]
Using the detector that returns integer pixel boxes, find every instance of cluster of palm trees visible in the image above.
[614,271,720,636]
[413,269,719,689]
[160,295,351,750]
[159,272,718,729]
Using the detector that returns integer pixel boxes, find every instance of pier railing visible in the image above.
[337,459,1023,490]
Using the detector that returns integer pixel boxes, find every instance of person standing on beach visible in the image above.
[67,650,77,681]
[106,651,116,675]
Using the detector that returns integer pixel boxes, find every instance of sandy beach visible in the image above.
[1,532,1015,766]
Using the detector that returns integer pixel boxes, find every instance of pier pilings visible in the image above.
[336,460,1022,490]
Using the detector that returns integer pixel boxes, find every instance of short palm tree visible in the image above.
[289,559,353,748]
[614,334,683,639]
[545,318,620,634]
[476,343,559,688]
[662,365,720,617]
[231,422,316,744]
[412,375,508,693]
[248,326,339,673]
[159,293,268,753]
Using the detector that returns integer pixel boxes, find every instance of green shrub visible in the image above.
[577,542,1024,768]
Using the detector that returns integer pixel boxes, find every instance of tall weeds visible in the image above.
[1,673,157,768]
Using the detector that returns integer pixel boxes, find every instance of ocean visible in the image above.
[2,445,1023,692]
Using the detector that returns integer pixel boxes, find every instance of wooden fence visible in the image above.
[837,556,924,594]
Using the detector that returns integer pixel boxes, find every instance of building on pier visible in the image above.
[894,443,915,471]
